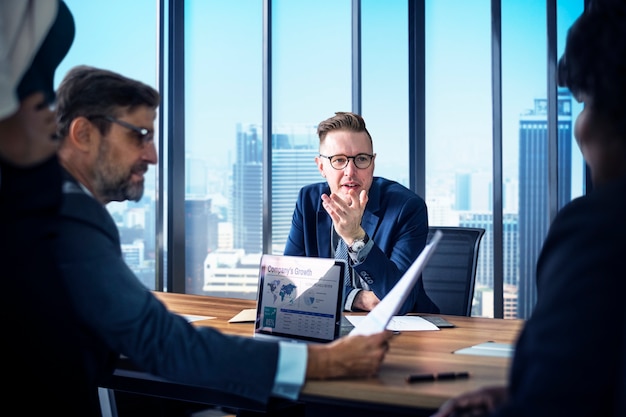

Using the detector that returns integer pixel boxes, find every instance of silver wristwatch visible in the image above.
[348,233,369,253]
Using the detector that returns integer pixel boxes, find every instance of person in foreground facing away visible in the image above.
[432,2,626,417]
[284,111,438,315]
[54,65,392,416]
[1,1,96,414]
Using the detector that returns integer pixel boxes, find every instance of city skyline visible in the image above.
[115,89,575,320]
[57,0,585,318]
[56,1,584,193]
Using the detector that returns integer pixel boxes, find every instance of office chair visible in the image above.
[422,226,485,316]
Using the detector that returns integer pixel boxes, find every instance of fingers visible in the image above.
[311,331,391,379]
[430,386,507,417]
[359,189,368,206]
[430,402,454,417]
[352,331,392,368]
[19,92,57,141]
[338,332,390,377]
[353,290,381,311]
[321,192,365,237]
[0,92,59,166]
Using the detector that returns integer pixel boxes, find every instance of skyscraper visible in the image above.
[460,212,519,289]
[517,89,572,318]
[185,198,218,294]
[231,124,320,256]
[232,124,263,255]
[271,126,320,254]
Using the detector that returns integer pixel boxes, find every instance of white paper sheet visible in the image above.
[182,314,216,322]
[349,230,443,336]
[453,342,514,358]
[228,308,257,323]
[345,315,439,331]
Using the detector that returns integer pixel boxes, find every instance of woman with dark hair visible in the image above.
[432,1,626,416]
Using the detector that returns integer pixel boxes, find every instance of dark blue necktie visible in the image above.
[334,230,352,290]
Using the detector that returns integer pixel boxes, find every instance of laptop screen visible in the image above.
[254,254,346,344]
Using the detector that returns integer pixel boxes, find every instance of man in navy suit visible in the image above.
[284,112,438,315]
[432,1,626,416]
[54,66,391,416]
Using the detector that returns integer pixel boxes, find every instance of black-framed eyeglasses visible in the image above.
[89,115,153,144]
[319,153,375,170]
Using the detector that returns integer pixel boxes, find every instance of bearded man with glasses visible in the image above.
[284,111,438,314]
[52,69,391,417]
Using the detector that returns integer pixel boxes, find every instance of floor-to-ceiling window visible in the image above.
[56,0,159,290]
[270,0,352,257]
[184,0,263,298]
[422,0,583,319]
[502,0,583,319]
[501,0,550,319]
[362,1,410,186]
[424,0,494,317]
[53,0,586,318]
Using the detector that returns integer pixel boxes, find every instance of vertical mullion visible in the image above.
[156,0,166,292]
[352,0,362,114]
[408,0,426,197]
[262,0,272,254]
[547,0,558,222]
[491,0,504,318]
[167,0,186,293]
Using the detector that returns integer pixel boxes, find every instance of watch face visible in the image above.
[350,240,365,252]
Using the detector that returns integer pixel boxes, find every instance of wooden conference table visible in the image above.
[105,292,523,416]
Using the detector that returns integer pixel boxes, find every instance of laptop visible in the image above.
[253,254,348,344]
[349,230,444,336]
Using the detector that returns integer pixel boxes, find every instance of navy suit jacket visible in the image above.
[284,177,438,315]
[492,174,626,417]
[56,171,280,405]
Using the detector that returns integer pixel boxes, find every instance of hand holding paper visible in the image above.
[349,230,443,336]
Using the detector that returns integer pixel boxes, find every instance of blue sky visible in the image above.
[56,0,584,195]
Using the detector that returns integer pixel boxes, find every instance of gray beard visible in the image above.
[93,146,145,203]
[95,174,144,203]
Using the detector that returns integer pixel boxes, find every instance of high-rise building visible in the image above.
[460,212,518,317]
[271,126,320,254]
[517,89,572,318]
[121,240,144,269]
[185,198,218,294]
[231,124,320,256]
[232,124,263,254]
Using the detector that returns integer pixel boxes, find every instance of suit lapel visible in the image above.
[315,179,382,256]
[316,207,332,257]
[362,179,381,238]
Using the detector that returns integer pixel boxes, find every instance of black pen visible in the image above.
[406,371,470,383]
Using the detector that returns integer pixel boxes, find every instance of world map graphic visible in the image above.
[267,278,297,304]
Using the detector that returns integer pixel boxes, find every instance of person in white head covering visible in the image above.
[1,0,74,166]
[0,2,96,415]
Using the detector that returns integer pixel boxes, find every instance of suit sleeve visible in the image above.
[57,193,281,404]
[353,193,435,314]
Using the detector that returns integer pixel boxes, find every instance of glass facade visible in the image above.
[53,0,584,317]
